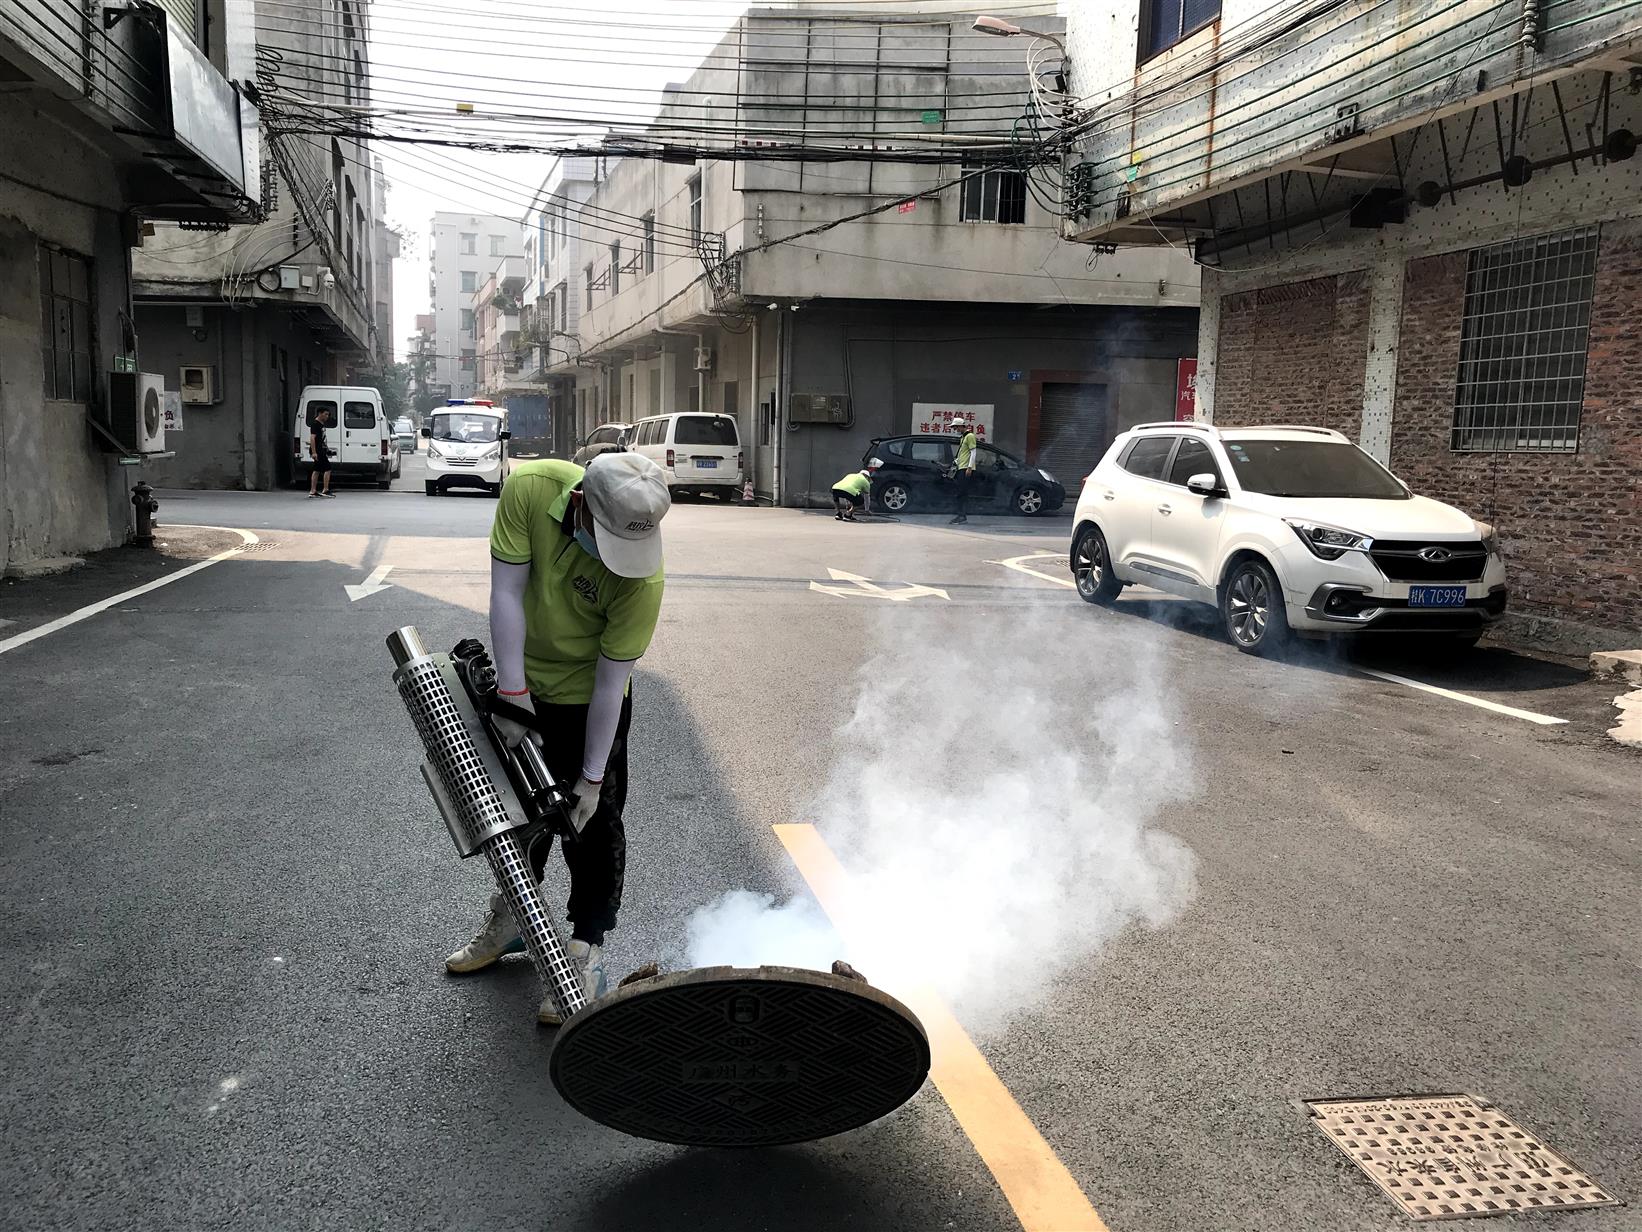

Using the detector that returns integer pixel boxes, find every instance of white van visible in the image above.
[422,400,512,496]
[292,385,399,489]
[628,412,743,498]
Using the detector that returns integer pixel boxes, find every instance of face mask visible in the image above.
[574,526,601,560]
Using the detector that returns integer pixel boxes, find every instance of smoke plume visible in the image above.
[683,612,1197,1029]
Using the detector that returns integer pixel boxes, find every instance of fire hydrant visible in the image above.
[131,481,159,547]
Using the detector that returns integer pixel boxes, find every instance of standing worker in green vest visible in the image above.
[831,469,873,521]
[443,451,670,1027]
[949,416,980,524]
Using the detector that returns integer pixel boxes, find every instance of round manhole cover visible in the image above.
[549,965,929,1147]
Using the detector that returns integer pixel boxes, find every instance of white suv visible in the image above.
[1069,423,1508,655]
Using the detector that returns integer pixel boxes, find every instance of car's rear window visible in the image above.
[673,415,737,446]
[1223,439,1409,499]
[305,401,336,429]
[344,401,376,428]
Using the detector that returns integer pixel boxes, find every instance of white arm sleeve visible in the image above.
[489,558,531,695]
[582,654,634,782]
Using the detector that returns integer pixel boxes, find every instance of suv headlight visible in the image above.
[426,443,442,459]
[480,444,501,461]
[1284,519,1373,561]
[1476,521,1499,555]
[1038,468,1056,484]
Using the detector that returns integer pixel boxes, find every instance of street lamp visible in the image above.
[972,14,1066,55]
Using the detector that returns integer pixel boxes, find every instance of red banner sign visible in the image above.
[1175,358,1199,422]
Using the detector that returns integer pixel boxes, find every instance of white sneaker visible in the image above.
[444,893,524,974]
[537,939,607,1026]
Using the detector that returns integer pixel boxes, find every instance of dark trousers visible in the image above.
[953,469,974,515]
[524,688,632,945]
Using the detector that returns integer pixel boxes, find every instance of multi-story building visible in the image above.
[0,0,258,571]
[516,157,609,457]
[1061,1,1642,646]
[130,0,385,490]
[471,258,527,401]
[409,314,438,412]
[428,213,523,401]
[372,159,400,372]
[561,8,1199,505]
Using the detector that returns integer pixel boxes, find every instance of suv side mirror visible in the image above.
[498,430,511,440]
[420,427,431,438]
[1186,473,1225,498]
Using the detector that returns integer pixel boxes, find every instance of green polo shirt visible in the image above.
[955,431,978,470]
[833,472,871,497]
[489,458,665,704]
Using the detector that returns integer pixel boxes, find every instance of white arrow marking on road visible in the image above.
[345,564,394,602]
[808,567,948,602]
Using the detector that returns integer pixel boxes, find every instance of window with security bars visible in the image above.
[1451,227,1598,453]
[41,245,92,402]
[1141,0,1221,60]
[959,162,1026,224]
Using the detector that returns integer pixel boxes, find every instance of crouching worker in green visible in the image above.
[444,452,670,1026]
[831,470,872,521]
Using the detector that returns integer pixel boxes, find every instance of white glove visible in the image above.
[492,690,541,749]
[569,776,601,833]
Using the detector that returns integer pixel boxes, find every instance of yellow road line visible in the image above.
[773,823,1109,1232]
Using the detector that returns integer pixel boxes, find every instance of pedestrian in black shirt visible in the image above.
[308,407,335,498]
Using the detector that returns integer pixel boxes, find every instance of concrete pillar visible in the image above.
[1194,271,1221,423]
[1359,255,1405,465]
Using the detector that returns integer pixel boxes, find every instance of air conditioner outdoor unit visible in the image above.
[107,372,166,454]
[693,346,714,373]
[180,364,216,404]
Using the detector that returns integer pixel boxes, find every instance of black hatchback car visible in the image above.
[862,435,1065,516]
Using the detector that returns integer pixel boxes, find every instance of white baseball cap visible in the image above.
[581,452,670,577]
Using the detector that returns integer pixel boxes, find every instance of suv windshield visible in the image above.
[429,412,500,443]
[1224,439,1409,499]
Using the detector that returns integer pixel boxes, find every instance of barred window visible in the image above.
[1451,227,1597,453]
[41,245,92,402]
[959,162,1026,225]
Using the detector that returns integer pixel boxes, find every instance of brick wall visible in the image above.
[1393,223,1642,638]
[1213,271,1370,436]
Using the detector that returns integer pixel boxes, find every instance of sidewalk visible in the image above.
[0,525,248,646]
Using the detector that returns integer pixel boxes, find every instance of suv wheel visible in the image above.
[877,481,911,513]
[1071,525,1122,605]
[1222,559,1289,656]
[1013,485,1046,516]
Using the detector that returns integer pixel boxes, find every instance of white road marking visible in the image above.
[990,553,1074,589]
[809,567,949,602]
[1357,668,1569,726]
[0,526,258,657]
[344,563,395,602]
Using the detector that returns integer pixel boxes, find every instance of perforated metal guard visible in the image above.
[1308,1094,1620,1220]
[393,650,583,1017]
[549,966,929,1147]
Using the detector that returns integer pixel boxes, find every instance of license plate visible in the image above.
[696,458,718,469]
[1408,585,1467,607]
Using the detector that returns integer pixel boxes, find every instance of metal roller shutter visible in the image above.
[1036,383,1109,484]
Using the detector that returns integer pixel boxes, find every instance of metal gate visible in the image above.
[1036,382,1109,483]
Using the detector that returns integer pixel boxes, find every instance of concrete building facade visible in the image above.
[551,8,1198,506]
[1062,0,1642,645]
[130,0,386,491]
[0,0,258,572]
[428,213,522,401]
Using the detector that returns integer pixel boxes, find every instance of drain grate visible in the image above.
[549,965,929,1147]
[1307,1094,1619,1220]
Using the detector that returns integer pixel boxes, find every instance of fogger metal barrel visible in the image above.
[387,626,586,1021]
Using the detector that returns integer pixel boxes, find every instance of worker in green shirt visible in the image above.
[949,416,979,524]
[831,469,873,521]
[444,452,670,1026]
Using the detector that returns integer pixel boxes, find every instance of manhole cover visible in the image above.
[549,965,929,1147]
[1307,1094,1619,1220]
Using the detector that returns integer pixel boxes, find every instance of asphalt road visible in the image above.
[1,477,1637,1232]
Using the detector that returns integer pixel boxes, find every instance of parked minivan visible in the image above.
[422,400,512,496]
[628,413,743,498]
[292,385,399,489]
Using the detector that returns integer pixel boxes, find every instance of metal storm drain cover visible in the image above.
[1307,1094,1619,1220]
[549,965,930,1147]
